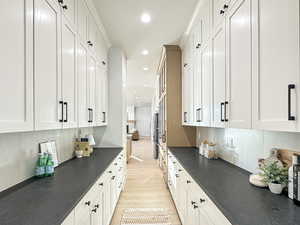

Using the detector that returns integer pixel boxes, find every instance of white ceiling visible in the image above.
[93,0,199,106]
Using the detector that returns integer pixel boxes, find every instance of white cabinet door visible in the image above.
[182,47,189,125]
[199,42,212,127]
[61,210,75,225]
[88,14,97,52]
[95,63,104,126]
[193,24,203,126]
[103,172,112,225]
[61,17,77,129]
[252,0,300,132]
[90,187,103,225]
[87,55,96,126]
[0,0,34,133]
[77,0,88,43]
[200,0,211,44]
[61,0,76,26]
[101,67,108,125]
[212,24,226,128]
[75,193,92,225]
[34,0,63,130]
[226,0,252,129]
[77,42,90,127]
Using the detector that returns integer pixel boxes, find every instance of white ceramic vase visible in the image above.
[268,183,284,194]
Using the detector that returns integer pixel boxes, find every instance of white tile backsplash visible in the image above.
[0,127,93,192]
[197,127,300,173]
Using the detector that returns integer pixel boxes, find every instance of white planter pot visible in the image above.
[268,183,284,194]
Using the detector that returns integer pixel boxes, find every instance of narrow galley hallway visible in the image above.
[110,138,181,225]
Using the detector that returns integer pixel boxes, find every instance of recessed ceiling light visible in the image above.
[143,67,149,71]
[142,49,149,55]
[141,13,151,23]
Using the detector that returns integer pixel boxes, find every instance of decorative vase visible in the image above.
[268,183,283,194]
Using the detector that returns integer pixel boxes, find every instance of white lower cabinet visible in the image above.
[62,151,125,225]
[168,152,232,225]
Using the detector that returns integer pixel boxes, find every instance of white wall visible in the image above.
[197,127,300,173]
[94,47,127,147]
[136,105,152,137]
[0,127,93,192]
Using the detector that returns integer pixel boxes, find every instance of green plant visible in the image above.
[260,161,288,185]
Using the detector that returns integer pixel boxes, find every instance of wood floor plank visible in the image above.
[110,138,181,225]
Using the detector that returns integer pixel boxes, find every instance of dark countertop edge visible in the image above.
[168,147,251,225]
[0,147,123,225]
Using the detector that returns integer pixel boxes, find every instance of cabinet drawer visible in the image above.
[74,191,92,225]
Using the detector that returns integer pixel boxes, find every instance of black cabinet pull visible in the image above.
[187,180,191,184]
[59,101,64,122]
[200,198,205,203]
[223,4,229,9]
[111,176,116,180]
[94,204,99,208]
[288,84,296,121]
[58,0,63,4]
[191,201,196,205]
[224,101,229,122]
[91,108,93,122]
[196,108,201,122]
[184,112,187,123]
[196,43,201,49]
[64,102,68,123]
[102,61,106,66]
[221,102,225,122]
[175,174,179,178]
[102,112,106,123]
[88,108,92,123]
[62,5,68,10]
[220,10,225,15]
[99,182,103,186]
[183,63,188,68]
[92,208,97,213]
[108,170,112,173]
[193,205,199,209]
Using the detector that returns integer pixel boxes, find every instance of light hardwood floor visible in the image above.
[110,138,181,225]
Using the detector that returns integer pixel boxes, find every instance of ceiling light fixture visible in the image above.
[141,13,151,23]
[142,49,149,55]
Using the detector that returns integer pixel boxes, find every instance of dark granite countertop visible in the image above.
[169,147,300,225]
[0,147,122,225]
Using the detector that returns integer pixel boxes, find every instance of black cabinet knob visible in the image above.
[200,198,205,203]
[62,5,68,10]
[191,201,196,205]
[102,61,106,65]
[111,176,116,180]
[58,0,63,4]
[95,204,99,208]
[187,180,191,184]
[193,205,199,209]
[220,10,225,14]
[85,201,91,206]
[108,171,112,173]
[223,4,229,9]
[99,182,104,186]
[92,208,97,213]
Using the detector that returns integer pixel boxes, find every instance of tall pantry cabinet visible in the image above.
[0,0,34,133]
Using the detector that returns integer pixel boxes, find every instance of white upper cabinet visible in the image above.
[60,0,76,26]
[199,42,212,127]
[77,42,90,128]
[252,0,300,132]
[0,0,34,133]
[95,63,104,126]
[225,0,252,129]
[199,0,211,44]
[77,0,88,43]
[212,24,226,128]
[87,55,96,126]
[34,0,62,130]
[61,17,77,129]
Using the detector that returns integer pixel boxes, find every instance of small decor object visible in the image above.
[40,141,59,167]
[35,152,46,178]
[45,153,55,177]
[249,174,267,188]
[260,161,288,194]
[204,143,218,159]
[199,141,208,156]
[75,138,92,157]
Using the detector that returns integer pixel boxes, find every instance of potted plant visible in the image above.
[260,161,288,194]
